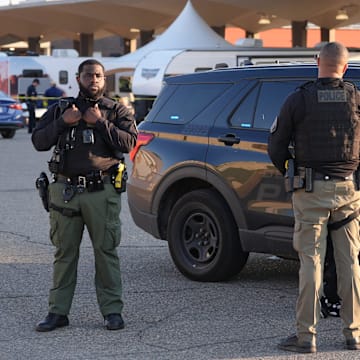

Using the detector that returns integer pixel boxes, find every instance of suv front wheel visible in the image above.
[167,189,249,281]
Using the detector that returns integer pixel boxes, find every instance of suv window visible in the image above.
[153,83,231,124]
[230,80,305,130]
[353,80,360,89]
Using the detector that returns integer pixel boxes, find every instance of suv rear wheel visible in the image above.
[1,129,16,138]
[167,189,249,281]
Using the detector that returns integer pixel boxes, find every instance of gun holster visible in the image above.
[284,159,297,192]
[284,160,310,193]
[35,172,50,212]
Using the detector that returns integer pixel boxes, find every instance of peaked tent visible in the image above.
[102,0,240,121]
[104,0,237,73]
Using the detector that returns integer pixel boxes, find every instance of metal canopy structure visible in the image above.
[0,0,359,46]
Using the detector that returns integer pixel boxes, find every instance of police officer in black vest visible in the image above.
[32,59,137,332]
[268,42,360,353]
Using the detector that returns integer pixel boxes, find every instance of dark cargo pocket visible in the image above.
[49,211,60,247]
[103,196,121,250]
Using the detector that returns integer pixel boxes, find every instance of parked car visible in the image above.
[127,63,360,282]
[0,90,25,138]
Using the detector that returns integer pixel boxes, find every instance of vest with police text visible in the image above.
[294,79,360,166]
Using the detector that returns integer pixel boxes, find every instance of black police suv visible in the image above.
[127,63,360,282]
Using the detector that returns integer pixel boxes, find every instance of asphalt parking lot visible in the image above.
[1,128,359,360]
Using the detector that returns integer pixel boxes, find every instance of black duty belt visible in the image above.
[56,173,112,186]
[55,172,113,200]
[313,172,354,181]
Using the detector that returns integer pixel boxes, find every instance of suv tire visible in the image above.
[167,189,249,281]
[1,129,16,138]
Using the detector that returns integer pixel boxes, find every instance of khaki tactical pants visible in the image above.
[293,179,360,342]
[47,182,123,316]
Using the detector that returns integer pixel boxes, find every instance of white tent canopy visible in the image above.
[105,0,237,75]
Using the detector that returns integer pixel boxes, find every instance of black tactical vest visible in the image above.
[53,95,121,176]
[295,79,360,165]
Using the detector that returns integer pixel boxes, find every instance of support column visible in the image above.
[320,28,335,43]
[139,30,154,47]
[211,25,225,37]
[291,20,307,47]
[73,39,80,54]
[320,28,330,42]
[245,31,254,38]
[122,38,131,54]
[79,33,94,57]
[28,36,41,54]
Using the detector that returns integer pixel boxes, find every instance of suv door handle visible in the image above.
[218,134,240,146]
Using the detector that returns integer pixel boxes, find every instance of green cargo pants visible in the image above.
[47,181,123,316]
[292,179,360,343]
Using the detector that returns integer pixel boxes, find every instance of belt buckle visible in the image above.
[77,176,86,193]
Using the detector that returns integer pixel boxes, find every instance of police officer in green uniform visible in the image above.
[32,59,137,332]
[268,42,360,353]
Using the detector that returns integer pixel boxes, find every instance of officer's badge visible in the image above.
[270,117,278,133]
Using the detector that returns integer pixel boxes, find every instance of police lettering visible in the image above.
[317,90,347,102]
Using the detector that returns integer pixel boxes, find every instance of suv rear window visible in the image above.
[230,80,305,130]
[153,83,231,124]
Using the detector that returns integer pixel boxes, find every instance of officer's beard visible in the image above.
[79,83,105,100]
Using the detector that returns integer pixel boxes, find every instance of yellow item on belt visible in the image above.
[115,163,126,190]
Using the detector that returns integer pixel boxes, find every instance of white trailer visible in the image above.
[106,47,360,121]
[130,47,360,96]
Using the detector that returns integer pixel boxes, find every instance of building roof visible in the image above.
[0,0,359,45]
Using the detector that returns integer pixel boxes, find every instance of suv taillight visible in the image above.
[130,132,154,161]
[9,103,23,110]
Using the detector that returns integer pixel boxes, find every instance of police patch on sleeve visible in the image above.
[270,117,278,133]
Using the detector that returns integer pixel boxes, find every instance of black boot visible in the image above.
[104,313,125,330]
[36,312,69,332]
